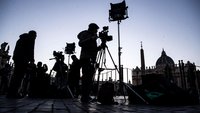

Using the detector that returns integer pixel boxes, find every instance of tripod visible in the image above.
[49,56,74,98]
[94,44,148,104]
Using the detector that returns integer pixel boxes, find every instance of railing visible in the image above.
[94,67,133,84]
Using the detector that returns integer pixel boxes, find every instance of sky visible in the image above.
[0,0,200,81]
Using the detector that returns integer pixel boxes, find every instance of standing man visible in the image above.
[7,30,37,98]
[52,52,68,89]
[68,55,81,98]
[78,23,102,103]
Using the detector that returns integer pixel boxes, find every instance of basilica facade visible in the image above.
[132,48,200,93]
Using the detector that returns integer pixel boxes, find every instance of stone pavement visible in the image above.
[0,95,200,113]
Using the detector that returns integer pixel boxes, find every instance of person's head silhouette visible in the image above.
[28,30,37,39]
[88,23,99,34]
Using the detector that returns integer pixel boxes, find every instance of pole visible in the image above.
[127,68,128,83]
[118,20,121,80]
[117,20,123,92]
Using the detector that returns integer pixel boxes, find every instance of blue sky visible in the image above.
[0,0,200,77]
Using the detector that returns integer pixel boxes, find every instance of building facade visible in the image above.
[132,49,200,93]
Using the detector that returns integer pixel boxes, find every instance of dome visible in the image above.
[156,49,174,67]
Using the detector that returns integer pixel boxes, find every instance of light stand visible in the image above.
[107,1,149,104]
[64,42,76,98]
[108,1,148,104]
[109,0,128,91]
[65,42,76,65]
[117,20,123,84]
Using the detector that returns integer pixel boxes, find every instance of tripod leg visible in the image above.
[94,69,103,100]
[105,46,119,73]
[92,49,106,101]
[124,83,149,104]
[66,85,74,98]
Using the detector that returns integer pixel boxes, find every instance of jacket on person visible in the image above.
[78,30,98,61]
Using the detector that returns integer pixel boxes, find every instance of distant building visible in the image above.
[132,48,200,93]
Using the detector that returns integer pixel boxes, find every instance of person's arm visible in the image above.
[78,31,98,47]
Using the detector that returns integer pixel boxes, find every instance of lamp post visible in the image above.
[109,0,128,91]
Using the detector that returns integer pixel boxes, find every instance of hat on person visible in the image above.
[88,23,99,30]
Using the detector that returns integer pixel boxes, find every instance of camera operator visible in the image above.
[78,23,103,103]
[52,51,68,89]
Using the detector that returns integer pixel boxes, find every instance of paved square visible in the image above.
[0,96,200,113]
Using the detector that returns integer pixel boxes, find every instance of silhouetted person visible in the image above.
[42,63,50,97]
[35,62,44,96]
[0,42,11,69]
[32,61,49,97]
[42,63,50,88]
[27,61,37,97]
[0,63,11,94]
[7,30,37,98]
[78,23,102,103]
[36,62,45,79]
[52,52,68,89]
[19,61,36,97]
[68,55,81,98]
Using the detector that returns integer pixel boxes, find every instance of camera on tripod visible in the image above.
[99,26,113,43]
[53,51,64,60]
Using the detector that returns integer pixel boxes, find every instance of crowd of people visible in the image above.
[1,23,199,105]
[0,42,12,94]
[0,23,106,103]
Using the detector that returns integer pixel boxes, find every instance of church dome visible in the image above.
[156,49,174,67]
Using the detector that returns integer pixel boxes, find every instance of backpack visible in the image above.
[97,82,115,104]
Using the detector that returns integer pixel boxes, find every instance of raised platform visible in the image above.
[0,96,200,113]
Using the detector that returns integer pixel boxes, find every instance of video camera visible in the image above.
[53,51,64,60]
[99,26,113,43]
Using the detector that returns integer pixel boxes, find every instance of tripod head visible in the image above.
[52,51,64,61]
